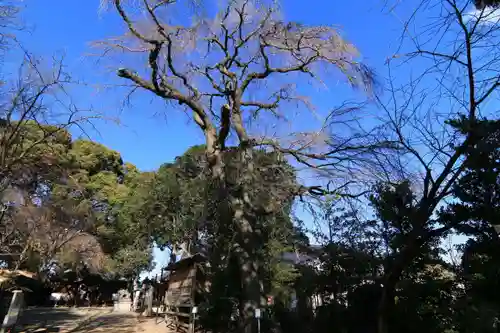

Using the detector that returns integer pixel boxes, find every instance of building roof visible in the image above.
[0,269,37,280]
[0,269,38,290]
[164,253,207,272]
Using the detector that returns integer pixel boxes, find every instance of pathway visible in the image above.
[67,312,137,333]
[15,308,170,333]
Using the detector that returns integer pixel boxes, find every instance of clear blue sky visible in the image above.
[7,0,449,275]
[11,0,409,173]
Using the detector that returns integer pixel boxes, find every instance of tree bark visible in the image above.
[377,273,398,333]
[377,231,428,333]
[234,144,264,333]
[232,196,263,333]
[206,125,263,333]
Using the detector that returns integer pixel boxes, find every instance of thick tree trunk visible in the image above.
[234,145,263,333]
[377,234,426,333]
[232,196,263,333]
[377,274,398,333]
[206,131,263,333]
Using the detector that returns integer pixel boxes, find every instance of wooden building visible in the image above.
[163,253,207,332]
[161,246,321,331]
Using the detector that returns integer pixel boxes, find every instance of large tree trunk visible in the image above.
[377,233,427,333]
[233,145,264,333]
[206,127,263,333]
[377,273,398,333]
[232,196,263,333]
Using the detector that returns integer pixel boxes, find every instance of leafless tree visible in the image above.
[98,0,385,330]
[0,51,98,193]
[1,202,93,271]
[0,49,100,273]
[374,1,499,332]
[0,2,91,198]
[0,0,21,57]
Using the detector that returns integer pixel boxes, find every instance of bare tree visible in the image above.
[0,49,100,271]
[0,51,97,190]
[0,3,88,195]
[1,203,93,272]
[0,0,21,57]
[374,1,500,332]
[99,0,382,331]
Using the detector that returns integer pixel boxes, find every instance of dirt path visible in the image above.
[16,308,168,333]
[135,317,172,333]
[69,312,138,333]
[16,308,112,333]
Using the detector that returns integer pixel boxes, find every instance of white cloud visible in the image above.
[464,6,500,25]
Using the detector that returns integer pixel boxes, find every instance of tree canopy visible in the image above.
[2,1,500,333]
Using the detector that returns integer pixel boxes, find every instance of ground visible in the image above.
[15,308,169,333]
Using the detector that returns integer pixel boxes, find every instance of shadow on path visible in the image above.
[16,308,110,333]
[69,313,136,333]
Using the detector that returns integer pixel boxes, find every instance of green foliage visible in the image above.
[69,140,123,175]
[3,103,500,333]
[266,240,300,301]
[104,246,155,278]
[293,118,500,333]
[369,181,443,270]
[0,121,73,191]
[439,118,500,333]
[442,119,500,237]
[124,145,303,331]
[0,120,154,278]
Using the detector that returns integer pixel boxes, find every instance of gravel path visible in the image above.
[68,312,137,333]
[15,308,169,333]
[16,307,112,333]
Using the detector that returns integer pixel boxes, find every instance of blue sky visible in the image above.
[7,0,473,275]
[10,0,410,174]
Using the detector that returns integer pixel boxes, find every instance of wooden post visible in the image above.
[164,287,170,327]
[154,274,158,313]
[189,264,197,333]
[1,290,24,333]
[190,307,198,333]
[145,286,154,317]
[132,279,140,312]
[188,316,194,333]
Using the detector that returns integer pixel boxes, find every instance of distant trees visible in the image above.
[276,115,498,332]
[0,118,154,280]
[370,0,500,331]
[0,0,156,282]
[0,0,96,273]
